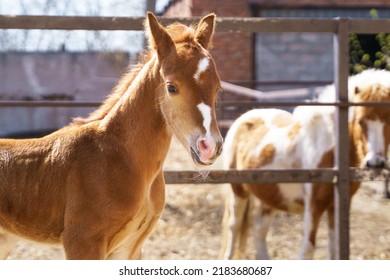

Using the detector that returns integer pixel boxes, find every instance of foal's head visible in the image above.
[146,13,223,166]
[351,83,390,168]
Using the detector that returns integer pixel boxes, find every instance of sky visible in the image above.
[0,0,170,52]
[156,0,169,13]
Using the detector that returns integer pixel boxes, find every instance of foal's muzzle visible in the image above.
[191,135,223,166]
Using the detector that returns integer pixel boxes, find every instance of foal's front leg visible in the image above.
[62,230,108,260]
[107,172,166,260]
[120,172,165,259]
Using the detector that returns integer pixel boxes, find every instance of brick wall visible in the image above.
[254,2,390,90]
[255,33,334,88]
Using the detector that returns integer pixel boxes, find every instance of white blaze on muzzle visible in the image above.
[364,119,387,167]
[197,102,216,163]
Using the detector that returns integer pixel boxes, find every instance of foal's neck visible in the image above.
[101,56,172,168]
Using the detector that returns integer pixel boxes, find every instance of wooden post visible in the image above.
[333,18,350,260]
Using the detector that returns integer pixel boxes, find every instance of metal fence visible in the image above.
[1,15,390,259]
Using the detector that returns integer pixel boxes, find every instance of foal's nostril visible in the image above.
[198,139,209,152]
[197,137,216,154]
[198,138,213,154]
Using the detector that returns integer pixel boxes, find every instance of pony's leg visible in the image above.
[220,184,250,260]
[385,181,390,199]
[326,205,336,260]
[0,232,18,259]
[253,202,275,260]
[326,182,359,260]
[299,183,319,259]
[299,183,332,259]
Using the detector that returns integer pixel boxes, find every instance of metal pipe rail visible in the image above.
[1,100,390,108]
[163,168,390,185]
[1,15,390,34]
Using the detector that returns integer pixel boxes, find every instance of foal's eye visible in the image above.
[167,84,178,94]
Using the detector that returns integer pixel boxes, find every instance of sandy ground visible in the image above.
[6,137,390,260]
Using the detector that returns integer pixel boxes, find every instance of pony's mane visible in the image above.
[72,22,198,126]
[354,83,390,103]
[315,69,390,103]
[349,68,390,102]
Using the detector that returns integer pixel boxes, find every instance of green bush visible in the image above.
[349,9,390,74]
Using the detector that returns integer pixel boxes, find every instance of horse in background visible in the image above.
[0,13,223,259]
[220,69,390,259]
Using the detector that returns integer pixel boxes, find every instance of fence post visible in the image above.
[333,18,350,260]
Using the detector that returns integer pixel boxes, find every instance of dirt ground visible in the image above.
[7,137,390,260]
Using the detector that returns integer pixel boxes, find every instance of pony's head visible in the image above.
[146,13,223,166]
[351,78,390,168]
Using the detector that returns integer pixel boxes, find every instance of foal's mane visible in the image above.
[72,61,146,126]
[72,22,198,126]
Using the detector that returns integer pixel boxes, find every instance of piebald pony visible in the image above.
[221,69,390,259]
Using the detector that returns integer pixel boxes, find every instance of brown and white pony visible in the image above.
[0,13,223,260]
[220,69,390,260]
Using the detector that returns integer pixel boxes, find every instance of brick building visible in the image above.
[160,0,390,92]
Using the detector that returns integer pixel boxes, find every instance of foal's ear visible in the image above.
[195,13,216,49]
[146,12,175,59]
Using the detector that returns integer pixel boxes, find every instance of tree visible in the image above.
[349,9,390,74]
